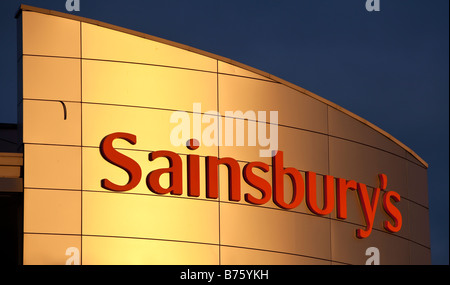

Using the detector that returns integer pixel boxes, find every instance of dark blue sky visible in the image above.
[0,0,448,264]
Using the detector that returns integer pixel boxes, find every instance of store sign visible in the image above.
[19,6,429,265]
[100,132,402,239]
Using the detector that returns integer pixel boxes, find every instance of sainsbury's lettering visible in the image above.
[99,132,402,238]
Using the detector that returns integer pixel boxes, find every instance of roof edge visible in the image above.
[18,4,428,168]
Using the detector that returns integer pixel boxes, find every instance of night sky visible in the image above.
[0,0,448,265]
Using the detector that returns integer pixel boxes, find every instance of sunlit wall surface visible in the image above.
[19,7,430,265]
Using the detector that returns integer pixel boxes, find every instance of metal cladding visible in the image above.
[18,5,430,265]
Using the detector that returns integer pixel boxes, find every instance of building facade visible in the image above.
[0,5,430,265]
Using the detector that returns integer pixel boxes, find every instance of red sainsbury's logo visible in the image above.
[99,132,402,239]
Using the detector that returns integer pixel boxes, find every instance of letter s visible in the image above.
[243,161,271,205]
[100,132,142,191]
[382,191,402,233]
